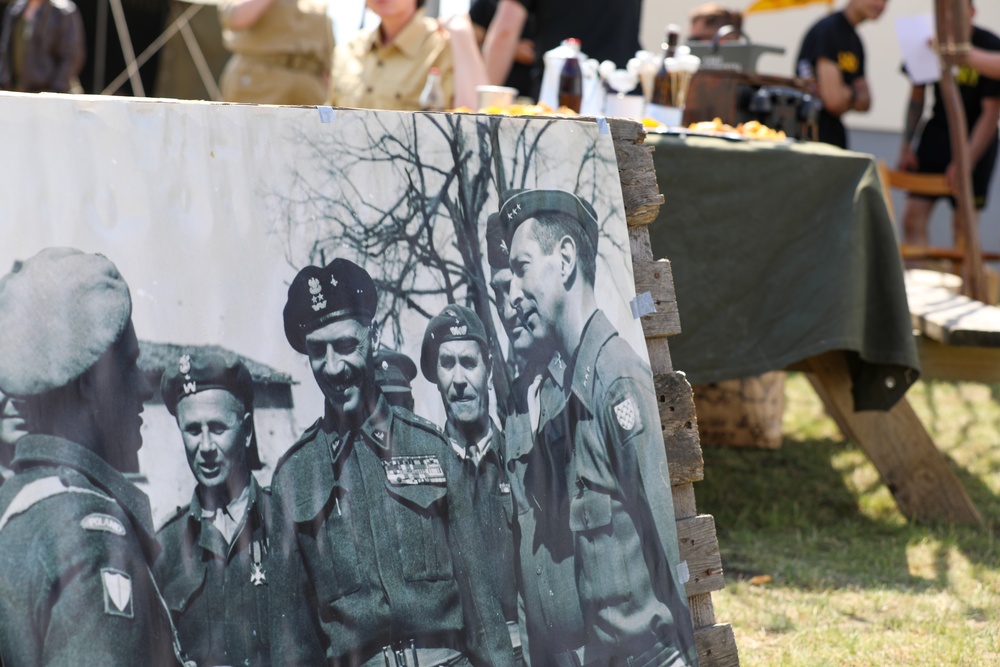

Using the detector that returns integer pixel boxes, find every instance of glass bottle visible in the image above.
[420,67,447,111]
[558,39,583,113]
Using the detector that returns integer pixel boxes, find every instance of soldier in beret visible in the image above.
[499,190,697,666]
[0,247,186,666]
[373,349,418,412]
[154,352,272,667]
[269,258,514,667]
[420,305,518,634]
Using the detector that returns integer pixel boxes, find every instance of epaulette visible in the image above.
[156,504,192,534]
[391,406,446,440]
[273,417,324,474]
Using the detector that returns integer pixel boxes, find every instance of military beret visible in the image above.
[485,213,508,270]
[0,247,132,397]
[420,304,489,382]
[283,258,378,355]
[374,349,418,395]
[498,189,600,253]
[160,352,254,417]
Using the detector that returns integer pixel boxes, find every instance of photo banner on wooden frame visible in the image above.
[0,92,698,667]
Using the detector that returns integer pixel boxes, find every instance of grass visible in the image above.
[695,373,1000,666]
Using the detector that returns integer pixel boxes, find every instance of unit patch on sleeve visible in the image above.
[101,568,134,618]
[81,513,127,536]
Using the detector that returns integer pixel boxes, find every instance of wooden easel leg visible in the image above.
[803,351,982,525]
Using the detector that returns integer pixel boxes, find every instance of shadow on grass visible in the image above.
[695,436,998,594]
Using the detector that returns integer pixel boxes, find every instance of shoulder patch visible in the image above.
[81,513,126,536]
[101,568,134,618]
[613,397,640,432]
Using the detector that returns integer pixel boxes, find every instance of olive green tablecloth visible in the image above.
[646,133,920,411]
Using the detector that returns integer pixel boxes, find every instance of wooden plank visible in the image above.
[687,592,717,628]
[629,225,655,263]
[677,514,726,598]
[695,624,740,667]
[607,118,665,228]
[633,260,682,339]
[915,336,1000,383]
[803,351,982,524]
[656,371,705,486]
[671,483,698,520]
[906,274,1000,346]
[646,337,674,375]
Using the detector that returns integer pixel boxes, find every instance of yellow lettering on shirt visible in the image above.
[956,65,980,87]
[838,51,859,74]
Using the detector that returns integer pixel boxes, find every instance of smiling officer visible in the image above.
[269,258,514,667]
[155,352,272,667]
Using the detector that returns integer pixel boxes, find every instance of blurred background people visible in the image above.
[217,0,332,104]
[688,3,742,42]
[327,0,486,110]
[897,0,1000,245]
[0,0,84,93]
[795,0,887,148]
[373,348,418,411]
[469,0,535,98]
[481,0,641,99]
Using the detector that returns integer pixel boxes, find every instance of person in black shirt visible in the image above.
[897,0,1000,243]
[481,0,640,100]
[795,0,887,148]
[469,0,536,98]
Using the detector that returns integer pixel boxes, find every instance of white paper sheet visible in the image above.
[896,15,940,85]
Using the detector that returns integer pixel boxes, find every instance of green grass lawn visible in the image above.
[696,373,1000,666]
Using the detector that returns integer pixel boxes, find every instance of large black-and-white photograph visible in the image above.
[0,93,697,667]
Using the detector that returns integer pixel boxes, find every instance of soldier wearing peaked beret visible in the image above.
[0,247,186,666]
[421,305,518,636]
[269,258,515,667]
[498,190,698,666]
[155,352,273,667]
[373,349,418,412]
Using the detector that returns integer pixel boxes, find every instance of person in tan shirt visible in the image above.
[328,0,486,111]
[218,0,333,105]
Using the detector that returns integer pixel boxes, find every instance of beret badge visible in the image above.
[308,277,326,312]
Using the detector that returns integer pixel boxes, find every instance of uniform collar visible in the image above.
[365,8,433,58]
[12,434,159,559]
[321,390,394,465]
[189,477,260,559]
[565,309,617,410]
[448,421,497,466]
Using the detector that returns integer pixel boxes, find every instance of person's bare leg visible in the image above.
[901,196,934,246]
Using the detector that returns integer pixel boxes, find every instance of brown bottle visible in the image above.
[558,38,583,113]
[651,25,681,107]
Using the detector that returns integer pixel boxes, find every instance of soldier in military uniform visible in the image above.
[269,258,515,667]
[0,248,186,666]
[155,352,273,667]
[374,349,418,412]
[498,190,697,667]
[420,305,518,630]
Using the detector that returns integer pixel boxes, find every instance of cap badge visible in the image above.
[183,380,197,395]
[500,239,509,256]
[308,277,327,312]
[178,354,191,375]
[450,325,467,337]
[330,275,339,287]
[382,360,389,370]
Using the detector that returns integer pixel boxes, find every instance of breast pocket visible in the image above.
[295,486,362,603]
[385,482,453,582]
[568,487,630,608]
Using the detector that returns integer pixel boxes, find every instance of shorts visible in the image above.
[914,122,998,209]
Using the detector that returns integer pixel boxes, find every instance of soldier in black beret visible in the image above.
[0,248,186,666]
[374,349,418,411]
[155,352,272,667]
[420,303,519,638]
[499,191,698,666]
[269,258,515,667]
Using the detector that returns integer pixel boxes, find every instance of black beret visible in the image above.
[485,213,508,270]
[283,258,377,355]
[498,189,600,254]
[420,304,489,382]
[160,352,254,417]
[374,349,418,395]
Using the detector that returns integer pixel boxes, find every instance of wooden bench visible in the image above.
[906,269,1000,384]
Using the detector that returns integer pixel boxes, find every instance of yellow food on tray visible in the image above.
[450,102,578,116]
[688,117,787,141]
